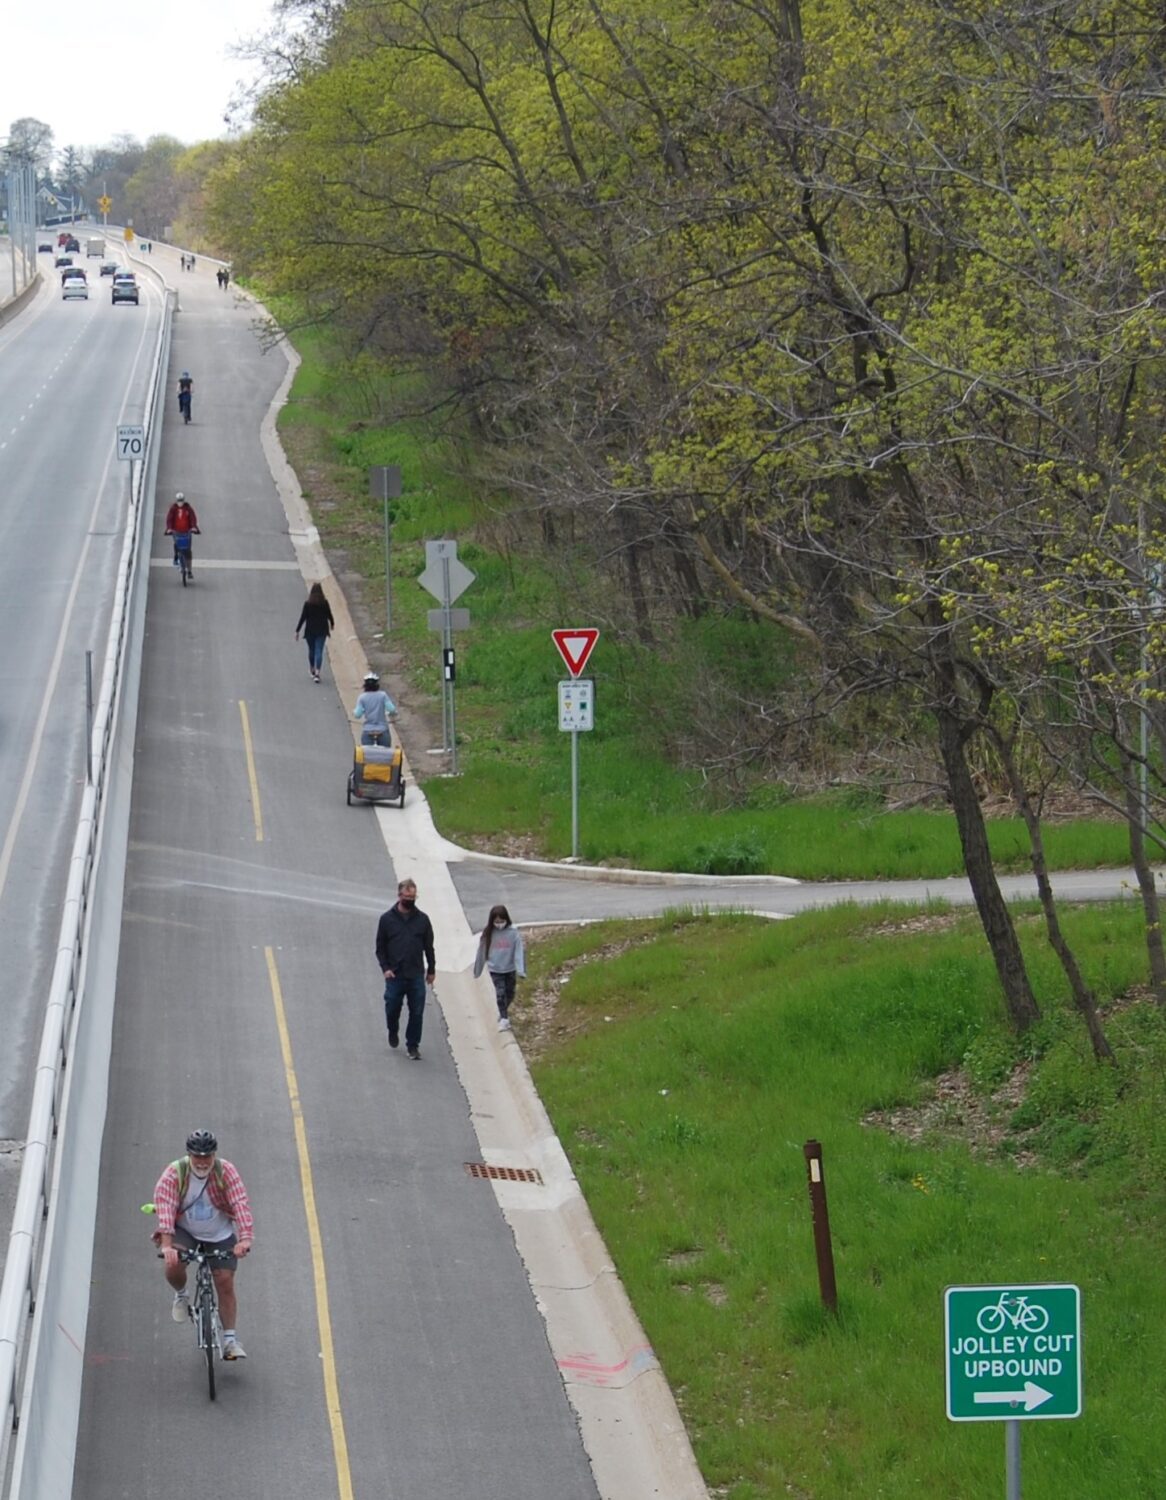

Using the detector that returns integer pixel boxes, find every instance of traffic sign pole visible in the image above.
[1006,1419,1020,1500]
[555,662,597,859]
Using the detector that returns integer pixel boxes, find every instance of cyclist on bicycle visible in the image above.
[177,370,194,422]
[152,1129,253,1360]
[164,493,200,572]
[353,671,397,745]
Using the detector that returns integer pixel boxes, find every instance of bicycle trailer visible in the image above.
[347,742,406,807]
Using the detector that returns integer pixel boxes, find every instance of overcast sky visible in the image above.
[4,0,281,159]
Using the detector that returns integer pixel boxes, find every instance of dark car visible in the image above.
[64,236,80,253]
[38,242,52,253]
[111,274,139,306]
[99,261,118,277]
[61,266,87,285]
[55,254,74,269]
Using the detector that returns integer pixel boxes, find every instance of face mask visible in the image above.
[493,920,506,929]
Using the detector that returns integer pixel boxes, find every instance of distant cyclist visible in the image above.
[164,493,200,572]
[177,371,193,423]
[152,1129,253,1360]
[353,672,397,745]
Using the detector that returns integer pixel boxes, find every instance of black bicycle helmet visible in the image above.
[363,672,380,689]
[185,1129,218,1155]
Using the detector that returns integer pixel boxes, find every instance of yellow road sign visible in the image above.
[98,195,112,213]
[123,226,134,242]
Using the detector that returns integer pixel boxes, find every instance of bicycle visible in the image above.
[160,1245,233,1398]
[170,530,195,586]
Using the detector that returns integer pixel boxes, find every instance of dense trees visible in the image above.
[201,0,1166,1042]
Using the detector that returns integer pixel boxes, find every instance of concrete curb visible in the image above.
[258,335,709,1499]
[449,844,802,886]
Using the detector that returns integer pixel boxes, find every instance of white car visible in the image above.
[62,273,89,301]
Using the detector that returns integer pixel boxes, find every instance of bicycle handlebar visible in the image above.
[157,1246,239,1265]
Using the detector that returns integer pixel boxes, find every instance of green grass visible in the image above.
[524,903,1166,1498]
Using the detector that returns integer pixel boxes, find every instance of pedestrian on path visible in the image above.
[376,879,436,1060]
[294,581,334,681]
[473,905,525,1031]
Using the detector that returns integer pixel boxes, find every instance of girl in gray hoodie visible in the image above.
[473,905,526,1031]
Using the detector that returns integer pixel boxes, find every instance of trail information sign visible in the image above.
[945,1284,1081,1422]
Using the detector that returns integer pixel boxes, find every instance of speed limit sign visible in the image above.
[116,424,145,462]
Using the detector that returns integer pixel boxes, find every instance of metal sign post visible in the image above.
[553,632,599,859]
[558,679,594,857]
[945,1282,1082,1500]
[369,465,402,635]
[418,541,475,770]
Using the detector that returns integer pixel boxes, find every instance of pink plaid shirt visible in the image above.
[153,1156,254,1240]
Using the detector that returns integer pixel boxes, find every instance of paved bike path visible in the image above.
[72,253,599,1499]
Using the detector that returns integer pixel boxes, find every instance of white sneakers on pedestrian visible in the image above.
[497,1017,511,1032]
[172,1292,191,1323]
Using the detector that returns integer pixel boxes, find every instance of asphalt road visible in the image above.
[449,857,1145,932]
[0,255,161,1228]
[71,251,598,1500]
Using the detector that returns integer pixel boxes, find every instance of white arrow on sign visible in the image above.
[973,1382,1053,1413]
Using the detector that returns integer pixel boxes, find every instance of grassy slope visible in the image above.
[525,907,1166,1499]
[272,321,1133,880]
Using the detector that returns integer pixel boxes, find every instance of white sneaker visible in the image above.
[222,1338,247,1360]
[497,1017,511,1031]
[171,1292,191,1323]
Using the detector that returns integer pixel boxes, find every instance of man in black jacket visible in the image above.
[375,879,436,1059]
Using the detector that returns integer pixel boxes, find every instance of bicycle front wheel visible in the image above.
[201,1302,217,1400]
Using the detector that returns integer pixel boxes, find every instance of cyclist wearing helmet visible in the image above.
[176,370,193,422]
[152,1129,253,1360]
[353,671,397,746]
[164,493,200,572]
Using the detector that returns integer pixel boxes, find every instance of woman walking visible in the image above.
[295,582,335,682]
[473,905,526,1031]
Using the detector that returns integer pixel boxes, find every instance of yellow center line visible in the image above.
[265,947,354,1500]
[238,699,264,842]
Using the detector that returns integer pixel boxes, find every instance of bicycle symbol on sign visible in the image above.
[976,1292,1049,1334]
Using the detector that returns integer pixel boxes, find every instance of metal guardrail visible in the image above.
[0,285,174,1494]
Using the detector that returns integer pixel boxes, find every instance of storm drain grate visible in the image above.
[465,1162,544,1184]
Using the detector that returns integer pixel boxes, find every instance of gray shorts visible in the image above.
[174,1225,238,1270]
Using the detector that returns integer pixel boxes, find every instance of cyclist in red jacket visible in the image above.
[164,492,200,570]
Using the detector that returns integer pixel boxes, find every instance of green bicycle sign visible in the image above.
[945,1283,1082,1421]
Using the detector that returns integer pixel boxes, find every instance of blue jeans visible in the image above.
[305,634,326,672]
[384,974,427,1049]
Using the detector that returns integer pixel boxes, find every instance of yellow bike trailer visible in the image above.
[347,738,406,807]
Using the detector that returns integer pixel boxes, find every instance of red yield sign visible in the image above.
[552,627,599,677]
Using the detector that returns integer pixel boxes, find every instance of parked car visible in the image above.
[62,276,89,301]
[99,261,118,277]
[111,273,139,306]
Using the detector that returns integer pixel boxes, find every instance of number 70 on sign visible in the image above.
[116,424,145,462]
